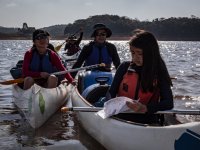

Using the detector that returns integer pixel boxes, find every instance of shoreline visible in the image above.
[0,35,200,41]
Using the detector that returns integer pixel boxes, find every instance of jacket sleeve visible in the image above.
[77,32,83,45]
[108,43,120,69]
[70,44,91,78]
[146,76,174,113]
[51,52,73,83]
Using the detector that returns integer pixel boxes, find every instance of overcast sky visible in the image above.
[1,0,200,28]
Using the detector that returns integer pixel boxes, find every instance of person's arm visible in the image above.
[70,45,90,78]
[108,43,120,69]
[51,52,73,83]
[76,32,83,45]
[22,50,41,77]
[146,77,174,113]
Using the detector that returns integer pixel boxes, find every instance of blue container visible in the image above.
[83,70,114,90]
[78,70,114,93]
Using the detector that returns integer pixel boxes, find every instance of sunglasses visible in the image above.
[34,34,48,40]
[96,33,107,37]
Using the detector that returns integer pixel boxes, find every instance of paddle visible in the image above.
[61,106,200,115]
[55,28,82,52]
[0,63,105,85]
[55,41,66,52]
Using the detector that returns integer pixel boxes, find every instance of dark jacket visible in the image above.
[71,41,120,78]
[107,61,174,124]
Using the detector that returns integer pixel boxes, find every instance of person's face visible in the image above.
[130,45,143,66]
[95,29,107,43]
[34,35,48,53]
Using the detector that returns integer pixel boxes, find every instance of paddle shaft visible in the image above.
[52,63,103,76]
[61,107,200,115]
[0,63,104,85]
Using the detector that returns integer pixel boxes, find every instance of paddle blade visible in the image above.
[61,107,72,113]
[0,78,24,85]
[55,41,66,52]
[55,45,62,52]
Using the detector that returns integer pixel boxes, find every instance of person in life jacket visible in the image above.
[70,23,120,78]
[22,29,74,90]
[64,28,83,56]
[101,29,174,124]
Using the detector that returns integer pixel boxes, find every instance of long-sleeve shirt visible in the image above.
[71,41,120,78]
[108,61,174,114]
[22,49,73,83]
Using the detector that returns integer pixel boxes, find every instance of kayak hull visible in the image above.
[71,71,200,150]
[13,83,70,128]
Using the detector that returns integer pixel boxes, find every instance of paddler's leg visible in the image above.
[23,77,34,90]
[47,75,58,88]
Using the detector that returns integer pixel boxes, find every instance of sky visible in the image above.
[0,0,200,28]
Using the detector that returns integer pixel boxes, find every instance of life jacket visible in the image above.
[85,45,112,67]
[29,49,57,73]
[117,69,160,105]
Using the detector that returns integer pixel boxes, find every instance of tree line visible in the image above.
[1,14,200,41]
[62,14,200,41]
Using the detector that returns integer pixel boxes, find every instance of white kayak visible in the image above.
[60,50,80,62]
[71,85,200,150]
[12,83,71,129]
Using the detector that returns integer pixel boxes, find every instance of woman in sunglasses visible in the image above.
[70,23,120,78]
[22,29,74,90]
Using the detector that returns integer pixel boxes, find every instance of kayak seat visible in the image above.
[10,60,23,79]
[82,84,110,104]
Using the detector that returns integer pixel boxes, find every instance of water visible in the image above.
[0,40,200,149]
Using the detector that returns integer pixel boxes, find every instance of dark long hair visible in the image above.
[129,29,172,92]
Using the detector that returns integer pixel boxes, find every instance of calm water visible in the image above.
[0,40,200,149]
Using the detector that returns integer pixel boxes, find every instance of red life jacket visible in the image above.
[117,70,160,105]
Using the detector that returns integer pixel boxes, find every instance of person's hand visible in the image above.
[126,101,147,113]
[80,27,83,32]
[61,79,69,85]
[70,80,77,86]
[40,72,50,79]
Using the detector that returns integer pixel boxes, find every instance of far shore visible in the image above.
[0,35,199,41]
[0,35,131,41]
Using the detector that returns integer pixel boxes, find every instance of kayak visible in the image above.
[70,72,200,150]
[60,51,80,62]
[13,83,71,129]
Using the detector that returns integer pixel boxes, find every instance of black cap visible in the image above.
[91,23,112,38]
[32,29,48,41]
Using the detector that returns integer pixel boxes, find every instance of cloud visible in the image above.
[85,2,93,6]
[6,2,17,8]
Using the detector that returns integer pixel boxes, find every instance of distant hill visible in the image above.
[41,24,66,38]
[1,14,200,40]
[0,26,19,34]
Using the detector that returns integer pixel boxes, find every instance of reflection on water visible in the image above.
[0,40,200,149]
